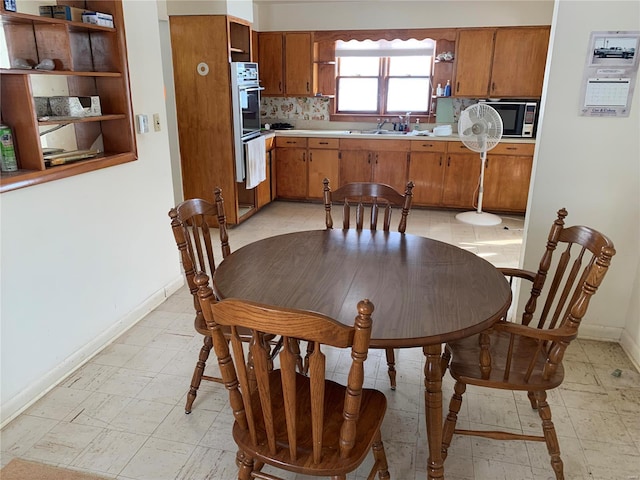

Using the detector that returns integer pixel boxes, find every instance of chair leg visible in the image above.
[303,341,314,375]
[185,334,213,414]
[238,453,254,480]
[535,390,564,480]
[527,390,538,409]
[371,429,390,480]
[385,348,397,390]
[441,380,466,460]
[440,347,451,378]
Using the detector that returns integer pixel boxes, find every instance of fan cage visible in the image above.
[458,104,503,153]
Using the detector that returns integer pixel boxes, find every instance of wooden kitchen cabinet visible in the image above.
[482,142,534,212]
[307,137,339,198]
[285,33,313,96]
[453,26,550,98]
[339,139,410,193]
[453,29,495,98]
[256,135,276,208]
[409,141,447,206]
[0,0,136,193]
[258,31,313,96]
[258,32,283,95]
[490,28,550,98]
[441,142,481,209]
[275,136,307,198]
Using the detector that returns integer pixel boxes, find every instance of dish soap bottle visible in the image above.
[413,118,420,131]
[436,83,443,96]
[444,80,451,97]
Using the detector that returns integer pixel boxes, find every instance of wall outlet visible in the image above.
[153,113,161,132]
[136,114,149,134]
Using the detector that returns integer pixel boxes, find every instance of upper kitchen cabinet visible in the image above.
[258,32,313,96]
[453,26,550,98]
[0,0,136,193]
[258,32,283,94]
[285,33,313,96]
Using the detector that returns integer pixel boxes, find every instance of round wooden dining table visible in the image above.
[213,228,511,479]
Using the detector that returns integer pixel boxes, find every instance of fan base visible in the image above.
[455,210,502,226]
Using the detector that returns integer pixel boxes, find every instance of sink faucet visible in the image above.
[404,112,412,131]
[376,118,389,131]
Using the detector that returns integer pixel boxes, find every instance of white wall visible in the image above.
[254,0,553,31]
[0,0,183,424]
[525,0,639,364]
[166,0,253,21]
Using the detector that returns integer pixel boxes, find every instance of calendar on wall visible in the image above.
[579,31,639,117]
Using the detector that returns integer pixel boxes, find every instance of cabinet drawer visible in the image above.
[276,137,308,148]
[490,143,535,156]
[340,138,410,152]
[410,140,447,152]
[447,141,473,152]
[308,137,339,149]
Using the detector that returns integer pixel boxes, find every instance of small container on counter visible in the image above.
[444,80,451,97]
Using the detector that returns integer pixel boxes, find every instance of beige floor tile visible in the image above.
[152,406,217,445]
[24,421,103,465]
[119,437,196,480]
[0,414,59,457]
[24,386,92,421]
[472,457,535,479]
[567,407,636,445]
[70,429,147,475]
[108,398,172,435]
[63,391,131,428]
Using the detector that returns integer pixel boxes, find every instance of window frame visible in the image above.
[314,28,457,123]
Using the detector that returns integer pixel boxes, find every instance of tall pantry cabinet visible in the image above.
[169,15,255,224]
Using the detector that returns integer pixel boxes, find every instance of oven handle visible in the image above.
[239,85,265,91]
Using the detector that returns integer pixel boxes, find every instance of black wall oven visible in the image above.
[230,62,263,182]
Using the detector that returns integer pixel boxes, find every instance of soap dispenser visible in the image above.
[444,80,451,97]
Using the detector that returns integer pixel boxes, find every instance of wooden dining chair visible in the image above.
[169,189,281,414]
[440,208,616,480]
[168,188,231,414]
[196,277,391,480]
[323,177,414,390]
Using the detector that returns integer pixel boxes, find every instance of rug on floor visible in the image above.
[0,458,113,480]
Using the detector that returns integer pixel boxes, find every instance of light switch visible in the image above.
[153,113,161,132]
[136,114,149,134]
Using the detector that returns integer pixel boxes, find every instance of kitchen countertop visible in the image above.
[262,129,536,143]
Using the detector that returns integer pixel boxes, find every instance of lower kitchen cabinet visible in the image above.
[409,141,447,205]
[256,136,276,208]
[308,138,339,198]
[441,150,480,209]
[339,139,410,193]
[482,143,534,212]
[276,137,307,199]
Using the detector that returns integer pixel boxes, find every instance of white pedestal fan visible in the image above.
[455,103,504,226]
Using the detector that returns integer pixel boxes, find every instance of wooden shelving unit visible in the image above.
[0,0,136,193]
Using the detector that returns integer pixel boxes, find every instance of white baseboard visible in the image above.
[620,330,640,372]
[577,324,623,342]
[0,276,184,428]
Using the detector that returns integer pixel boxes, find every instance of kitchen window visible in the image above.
[335,39,434,116]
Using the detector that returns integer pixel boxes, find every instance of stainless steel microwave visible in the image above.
[480,100,538,138]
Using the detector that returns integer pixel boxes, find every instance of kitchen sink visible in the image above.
[357,130,407,135]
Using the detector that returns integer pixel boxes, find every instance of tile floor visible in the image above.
[2,201,639,480]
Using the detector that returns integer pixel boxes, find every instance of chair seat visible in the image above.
[447,330,565,391]
[233,370,387,476]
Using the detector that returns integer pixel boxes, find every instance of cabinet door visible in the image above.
[408,152,446,206]
[453,29,495,97]
[373,151,409,193]
[482,154,533,212]
[284,32,312,96]
[256,149,273,208]
[276,147,307,198]
[308,149,339,198]
[258,32,284,95]
[339,150,372,186]
[490,27,550,97]
[441,153,480,208]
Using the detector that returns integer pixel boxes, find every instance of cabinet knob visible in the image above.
[447,156,451,167]
[309,152,313,161]
[439,155,442,167]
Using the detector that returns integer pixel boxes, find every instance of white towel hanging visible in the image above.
[244,136,266,189]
